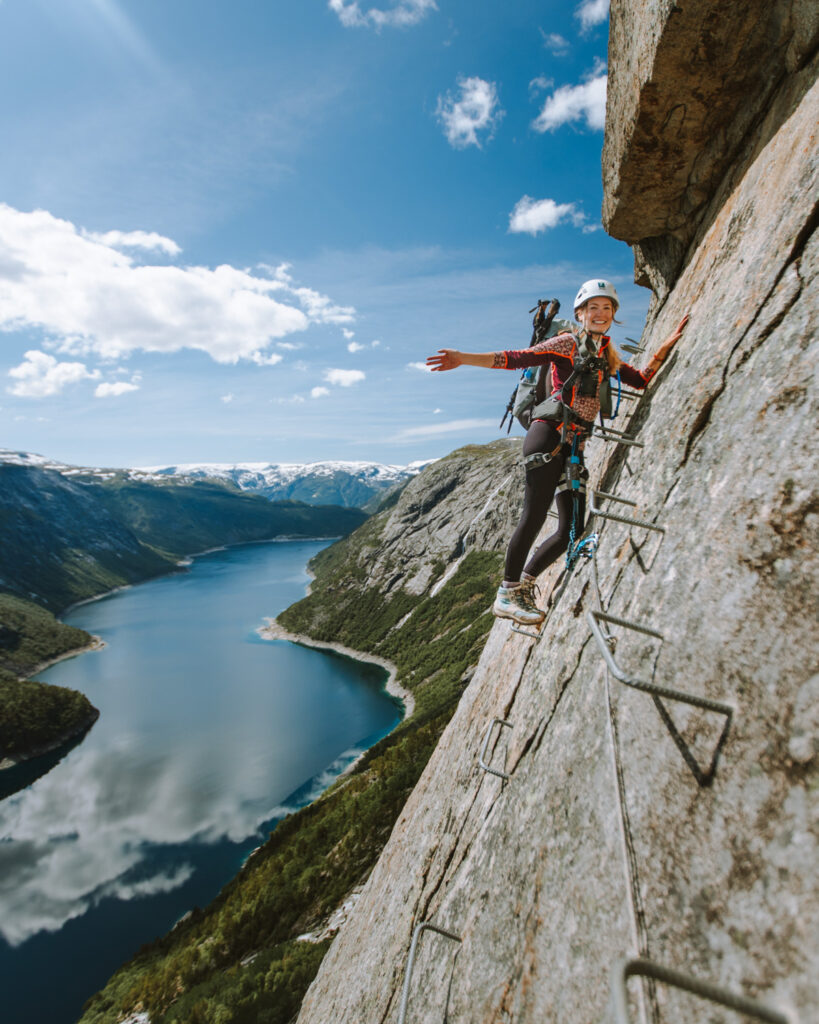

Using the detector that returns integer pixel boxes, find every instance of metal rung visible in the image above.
[593,490,638,508]
[511,622,542,639]
[612,957,794,1024]
[592,426,645,448]
[587,609,733,716]
[593,609,664,640]
[478,718,513,779]
[589,491,666,534]
[398,922,462,1024]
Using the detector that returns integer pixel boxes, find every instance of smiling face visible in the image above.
[577,296,615,336]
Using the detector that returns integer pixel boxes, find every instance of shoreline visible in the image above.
[61,535,340,614]
[258,618,414,721]
[22,636,107,680]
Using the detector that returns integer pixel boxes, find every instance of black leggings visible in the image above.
[504,421,586,582]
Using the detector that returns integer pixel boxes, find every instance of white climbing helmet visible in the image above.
[573,278,619,314]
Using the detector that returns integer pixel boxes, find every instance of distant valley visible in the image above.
[0,449,372,770]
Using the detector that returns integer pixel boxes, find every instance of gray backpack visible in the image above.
[511,318,574,429]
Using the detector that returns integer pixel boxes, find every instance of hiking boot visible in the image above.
[493,582,545,626]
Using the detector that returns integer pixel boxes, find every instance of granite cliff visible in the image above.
[296,3,818,1022]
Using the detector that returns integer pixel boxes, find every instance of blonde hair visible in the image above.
[604,339,622,375]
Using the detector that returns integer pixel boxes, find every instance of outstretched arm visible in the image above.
[426,349,497,371]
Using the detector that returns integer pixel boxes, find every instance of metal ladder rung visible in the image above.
[587,609,733,717]
[593,609,664,640]
[478,718,514,779]
[592,426,645,448]
[398,922,462,1024]
[511,622,542,639]
[590,491,666,534]
[611,957,794,1024]
[593,490,638,508]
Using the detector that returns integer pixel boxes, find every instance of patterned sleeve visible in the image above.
[619,362,656,388]
[493,332,575,370]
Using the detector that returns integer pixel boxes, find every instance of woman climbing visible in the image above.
[426,279,688,627]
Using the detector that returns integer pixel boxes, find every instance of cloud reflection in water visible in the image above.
[0,739,302,947]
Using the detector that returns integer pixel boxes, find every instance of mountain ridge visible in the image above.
[0,449,433,509]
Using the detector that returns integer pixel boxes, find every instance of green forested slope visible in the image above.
[0,464,367,612]
[0,593,98,760]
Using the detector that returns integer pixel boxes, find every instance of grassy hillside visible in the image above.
[0,593,98,760]
[79,547,502,1024]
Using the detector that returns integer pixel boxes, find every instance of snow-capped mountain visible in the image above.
[0,450,433,509]
[136,460,433,508]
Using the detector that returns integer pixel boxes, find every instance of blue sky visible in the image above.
[0,0,648,468]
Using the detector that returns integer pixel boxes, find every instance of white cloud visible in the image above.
[0,205,355,368]
[85,230,181,257]
[8,350,100,398]
[276,341,302,351]
[540,31,569,55]
[433,407,442,414]
[508,196,589,235]
[406,361,431,372]
[342,328,355,339]
[529,75,554,94]
[324,368,365,387]
[263,262,355,325]
[347,341,365,352]
[328,0,437,29]
[311,386,330,398]
[371,339,380,347]
[436,76,503,149]
[392,417,496,441]
[251,352,284,366]
[95,379,140,398]
[220,393,234,403]
[576,0,610,31]
[531,69,607,132]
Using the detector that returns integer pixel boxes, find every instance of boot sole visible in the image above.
[493,605,545,627]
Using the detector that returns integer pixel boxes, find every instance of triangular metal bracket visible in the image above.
[589,490,666,534]
[588,609,733,786]
[478,717,514,779]
[611,957,795,1024]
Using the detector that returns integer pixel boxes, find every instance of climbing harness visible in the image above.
[521,440,562,471]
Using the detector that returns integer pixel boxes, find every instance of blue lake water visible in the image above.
[0,539,401,1024]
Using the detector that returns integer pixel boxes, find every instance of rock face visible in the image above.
[352,441,524,596]
[603,0,818,247]
[297,5,817,1023]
